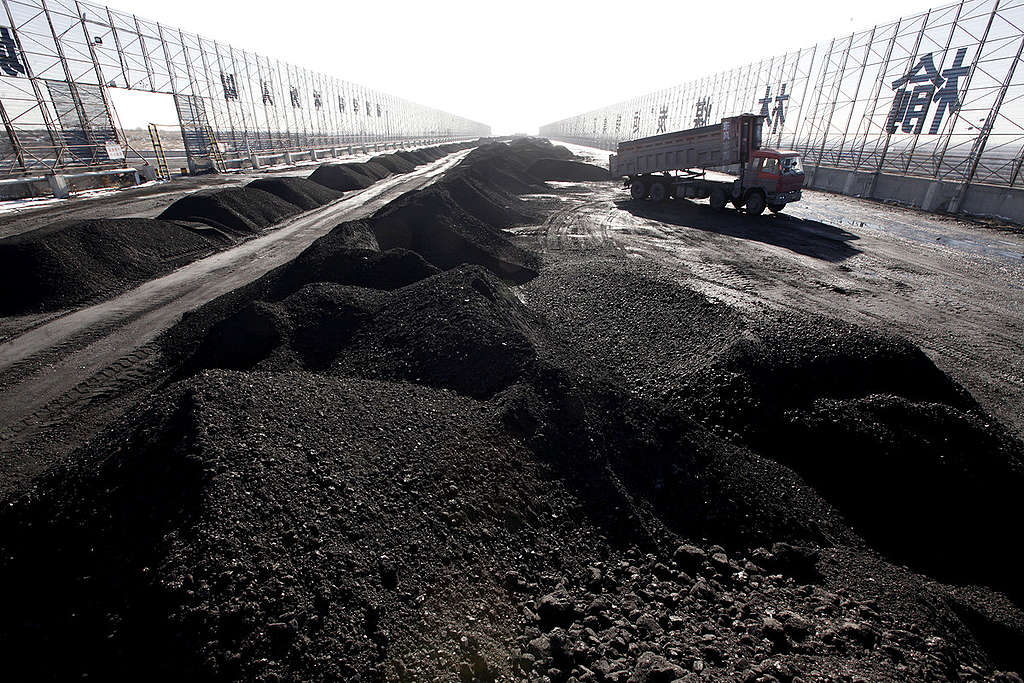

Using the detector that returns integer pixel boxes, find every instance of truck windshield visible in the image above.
[781,156,803,174]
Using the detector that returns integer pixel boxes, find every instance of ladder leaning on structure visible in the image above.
[204,125,227,172]
[147,124,171,180]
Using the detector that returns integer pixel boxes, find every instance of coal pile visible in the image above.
[394,149,433,165]
[0,142,467,319]
[188,284,387,372]
[333,266,546,398]
[273,226,437,296]
[158,186,302,235]
[187,266,545,398]
[517,136,576,161]
[161,140,549,373]
[369,153,417,174]
[307,163,376,191]
[0,218,220,314]
[246,177,343,210]
[362,139,564,281]
[5,140,1024,681]
[528,157,611,181]
[671,316,1024,595]
[352,160,391,180]
[372,185,540,283]
[456,139,556,195]
[0,370,613,681]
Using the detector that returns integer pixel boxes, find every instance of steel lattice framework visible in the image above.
[540,0,1024,197]
[0,0,489,177]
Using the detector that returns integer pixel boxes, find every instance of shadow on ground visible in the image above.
[617,198,861,262]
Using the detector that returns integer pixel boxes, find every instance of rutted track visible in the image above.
[0,150,470,497]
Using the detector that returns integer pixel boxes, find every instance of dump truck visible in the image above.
[609,113,804,215]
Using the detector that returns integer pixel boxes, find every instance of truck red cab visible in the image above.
[749,149,805,212]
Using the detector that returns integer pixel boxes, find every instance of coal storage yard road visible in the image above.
[0,149,469,497]
[514,170,1024,441]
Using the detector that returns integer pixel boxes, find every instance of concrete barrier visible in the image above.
[803,163,1023,225]
[0,167,141,201]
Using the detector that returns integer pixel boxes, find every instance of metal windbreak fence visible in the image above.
[0,0,490,177]
[540,0,1024,190]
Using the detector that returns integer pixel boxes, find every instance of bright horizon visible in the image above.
[103,0,939,134]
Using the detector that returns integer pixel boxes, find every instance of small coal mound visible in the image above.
[394,150,430,165]
[528,157,610,181]
[246,177,343,210]
[369,154,416,174]
[372,185,539,284]
[519,137,576,160]
[308,163,376,191]
[438,168,540,229]
[0,218,220,314]
[189,283,386,371]
[158,186,301,235]
[275,245,439,300]
[351,160,391,180]
[457,142,552,195]
[266,218,435,298]
[333,265,546,398]
[156,220,392,370]
[186,266,544,399]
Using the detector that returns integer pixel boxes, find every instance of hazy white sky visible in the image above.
[105,0,940,133]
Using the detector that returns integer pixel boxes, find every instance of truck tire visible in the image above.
[649,181,667,202]
[630,179,648,200]
[745,191,766,216]
[709,187,727,210]
[768,202,786,214]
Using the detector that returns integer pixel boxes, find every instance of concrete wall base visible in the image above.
[0,168,140,201]
[802,163,1023,225]
[47,174,70,199]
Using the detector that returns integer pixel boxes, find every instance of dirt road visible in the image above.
[515,176,1024,440]
[0,150,469,497]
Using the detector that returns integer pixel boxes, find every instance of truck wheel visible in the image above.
[745,191,766,216]
[649,181,667,202]
[768,202,786,214]
[709,187,727,210]
[630,179,648,200]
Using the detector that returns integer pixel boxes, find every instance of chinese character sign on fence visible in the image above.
[220,72,238,101]
[757,85,790,134]
[0,26,26,78]
[694,96,712,127]
[887,48,970,135]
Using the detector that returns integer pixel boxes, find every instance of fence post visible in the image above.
[949,33,1024,212]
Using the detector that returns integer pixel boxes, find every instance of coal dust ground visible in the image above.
[1,139,1023,683]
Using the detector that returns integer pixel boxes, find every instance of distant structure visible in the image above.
[0,0,489,180]
[541,0,1024,222]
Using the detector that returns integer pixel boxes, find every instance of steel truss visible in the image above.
[0,0,489,177]
[540,0,1024,191]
